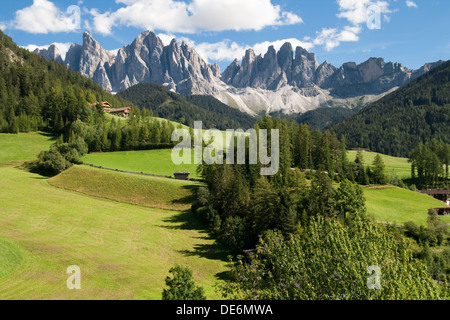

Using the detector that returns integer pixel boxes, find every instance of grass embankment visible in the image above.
[0,166,228,300]
[363,186,450,226]
[50,165,202,212]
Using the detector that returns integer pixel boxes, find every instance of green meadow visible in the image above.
[50,165,202,212]
[83,149,202,180]
[0,132,54,165]
[0,166,228,300]
[0,133,228,300]
[1,132,449,300]
[364,186,450,226]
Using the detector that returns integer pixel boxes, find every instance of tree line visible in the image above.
[117,82,256,130]
[29,106,179,175]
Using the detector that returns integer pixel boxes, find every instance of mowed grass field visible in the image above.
[0,166,228,300]
[364,186,450,226]
[83,149,201,180]
[348,151,411,180]
[0,132,54,165]
[0,132,227,300]
[85,149,411,182]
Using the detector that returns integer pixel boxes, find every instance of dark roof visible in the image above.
[420,190,450,195]
[109,107,131,113]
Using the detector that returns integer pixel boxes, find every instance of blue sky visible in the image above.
[0,0,449,71]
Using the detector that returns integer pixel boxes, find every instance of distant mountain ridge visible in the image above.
[329,60,450,157]
[116,82,256,130]
[34,31,444,115]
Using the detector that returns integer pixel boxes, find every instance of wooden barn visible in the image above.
[174,172,190,180]
[91,101,113,111]
[420,190,450,205]
[108,107,132,118]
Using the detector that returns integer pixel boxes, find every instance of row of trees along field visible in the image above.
[192,116,445,299]
[409,139,450,188]
[29,107,181,175]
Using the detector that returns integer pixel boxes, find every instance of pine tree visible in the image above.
[372,154,387,185]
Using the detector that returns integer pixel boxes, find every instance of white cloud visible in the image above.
[191,40,246,63]
[313,26,361,51]
[22,42,72,60]
[5,0,80,34]
[107,48,120,57]
[406,1,418,8]
[311,0,391,51]
[89,0,303,35]
[185,1,393,54]
[157,33,177,46]
[252,39,314,56]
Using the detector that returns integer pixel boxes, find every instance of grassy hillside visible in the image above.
[0,239,23,279]
[0,166,227,300]
[50,165,201,212]
[83,149,201,180]
[364,186,450,226]
[0,132,54,165]
[348,150,411,180]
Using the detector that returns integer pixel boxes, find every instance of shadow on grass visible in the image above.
[38,132,58,140]
[178,243,230,264]
[161,210,231,264]
[215,270,233,282]
[162,210,209,232]
[171,185,200,206]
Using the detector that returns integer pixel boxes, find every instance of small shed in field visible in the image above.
[174,172,190,180]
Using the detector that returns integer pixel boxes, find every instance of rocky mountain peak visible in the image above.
[34,44,63,64]
[32,31,444,116]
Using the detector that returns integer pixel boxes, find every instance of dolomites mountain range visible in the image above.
[34,31,443,115]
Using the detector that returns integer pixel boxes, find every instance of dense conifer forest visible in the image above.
[330,60,450,157]
[117,82,256,130]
